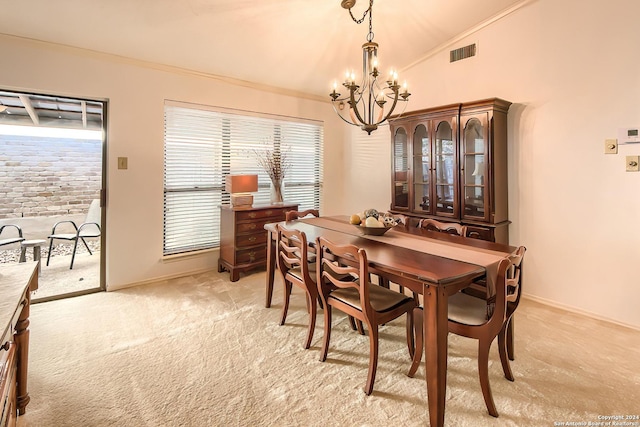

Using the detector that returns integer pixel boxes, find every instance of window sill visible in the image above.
[162,247,219,263]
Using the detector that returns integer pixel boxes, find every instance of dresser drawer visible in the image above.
[236,232,268,248]
[236,207,289,222]
[0,342,17,427]
[236,220,271,234]
[236,247,267,264]
[465,225,494,242]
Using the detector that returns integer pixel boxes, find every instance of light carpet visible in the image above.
[16,270,640,427]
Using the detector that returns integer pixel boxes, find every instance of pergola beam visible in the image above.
[81,101,87,128]
[18,95,39,125]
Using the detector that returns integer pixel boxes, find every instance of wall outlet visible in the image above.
[604,139,618,154]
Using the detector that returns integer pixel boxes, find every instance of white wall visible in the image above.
[345,0,640,328]
[0,35,346,290]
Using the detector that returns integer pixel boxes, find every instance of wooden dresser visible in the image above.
[1,262,38,427]
[218,203,298,282]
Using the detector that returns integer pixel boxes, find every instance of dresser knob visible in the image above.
[249,236,256,242]
[249,213,256,218]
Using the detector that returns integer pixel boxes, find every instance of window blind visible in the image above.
[163,102,323,256]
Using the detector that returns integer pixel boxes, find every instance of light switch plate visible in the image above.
[604,139,618,154]
[118,157,128,170]
[626,156,639,172]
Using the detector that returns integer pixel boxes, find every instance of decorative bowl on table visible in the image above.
[350,209,400,236]
[355,224,394,236]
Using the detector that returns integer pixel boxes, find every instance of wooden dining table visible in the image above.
[264,215,516,427]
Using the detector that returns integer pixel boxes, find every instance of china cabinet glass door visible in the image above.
[392,127,409,210]
[434,120,457,217]
[461,116,489,221]
[412,124,430,213]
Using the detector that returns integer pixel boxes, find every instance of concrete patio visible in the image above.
[0,214,102,302]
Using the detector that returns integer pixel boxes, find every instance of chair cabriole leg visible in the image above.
[279,281,292,326]
[304,292,316,349]
[478,339,498,417]
[319,305,332,362]
[365,324,379,395]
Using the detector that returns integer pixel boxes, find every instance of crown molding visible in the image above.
[0,32,327,103]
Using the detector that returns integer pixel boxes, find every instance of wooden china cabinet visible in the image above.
[389,98,511,244]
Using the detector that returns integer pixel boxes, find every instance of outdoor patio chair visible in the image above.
[0,224,25,247]
[46,199,101,269]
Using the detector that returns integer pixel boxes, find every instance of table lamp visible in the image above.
[226,174,258,207]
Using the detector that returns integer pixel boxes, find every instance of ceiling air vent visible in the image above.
[450,43,476,63]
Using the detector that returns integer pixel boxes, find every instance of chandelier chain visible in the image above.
[347,0,374,25]
[367,1,374,42]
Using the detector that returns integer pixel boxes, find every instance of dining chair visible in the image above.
[418,218,468,237]
[284,209,320,262]
[275,224,318,349]
[496,246,525,378]
[46,199,101,269]
[281,209,366,334]
[408,246,526,417]
[419,216,488,312]
[285,209,320,221]
[316,236,417,395]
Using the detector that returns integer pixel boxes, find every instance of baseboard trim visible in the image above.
[107,267,218,292]
[522,293,639,332]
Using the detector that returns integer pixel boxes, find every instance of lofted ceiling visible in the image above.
[0,0,526,103]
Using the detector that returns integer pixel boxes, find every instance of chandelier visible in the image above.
[330,0,410,135]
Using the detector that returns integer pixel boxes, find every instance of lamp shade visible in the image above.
[225,174,258,194]
[226,174,258,207]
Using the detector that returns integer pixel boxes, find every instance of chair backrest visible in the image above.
[285,209,319,221]
[486,246,526,333]
[389,214,410,226]
[0,224,24,247]
[276,224,313,285]
[505,246,526,307]
[316,237,373,317]
[85,199,101,226]
[418,218,467,237]
[78,199,102,237]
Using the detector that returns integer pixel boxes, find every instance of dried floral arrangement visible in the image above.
[252,145,291,202]
[253,147,289,182]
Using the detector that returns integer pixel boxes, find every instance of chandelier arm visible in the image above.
[330,102,360,126]
[348,89,368,126]
[375,92,401,126]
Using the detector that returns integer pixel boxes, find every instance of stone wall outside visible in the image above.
[0,135,102,219]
